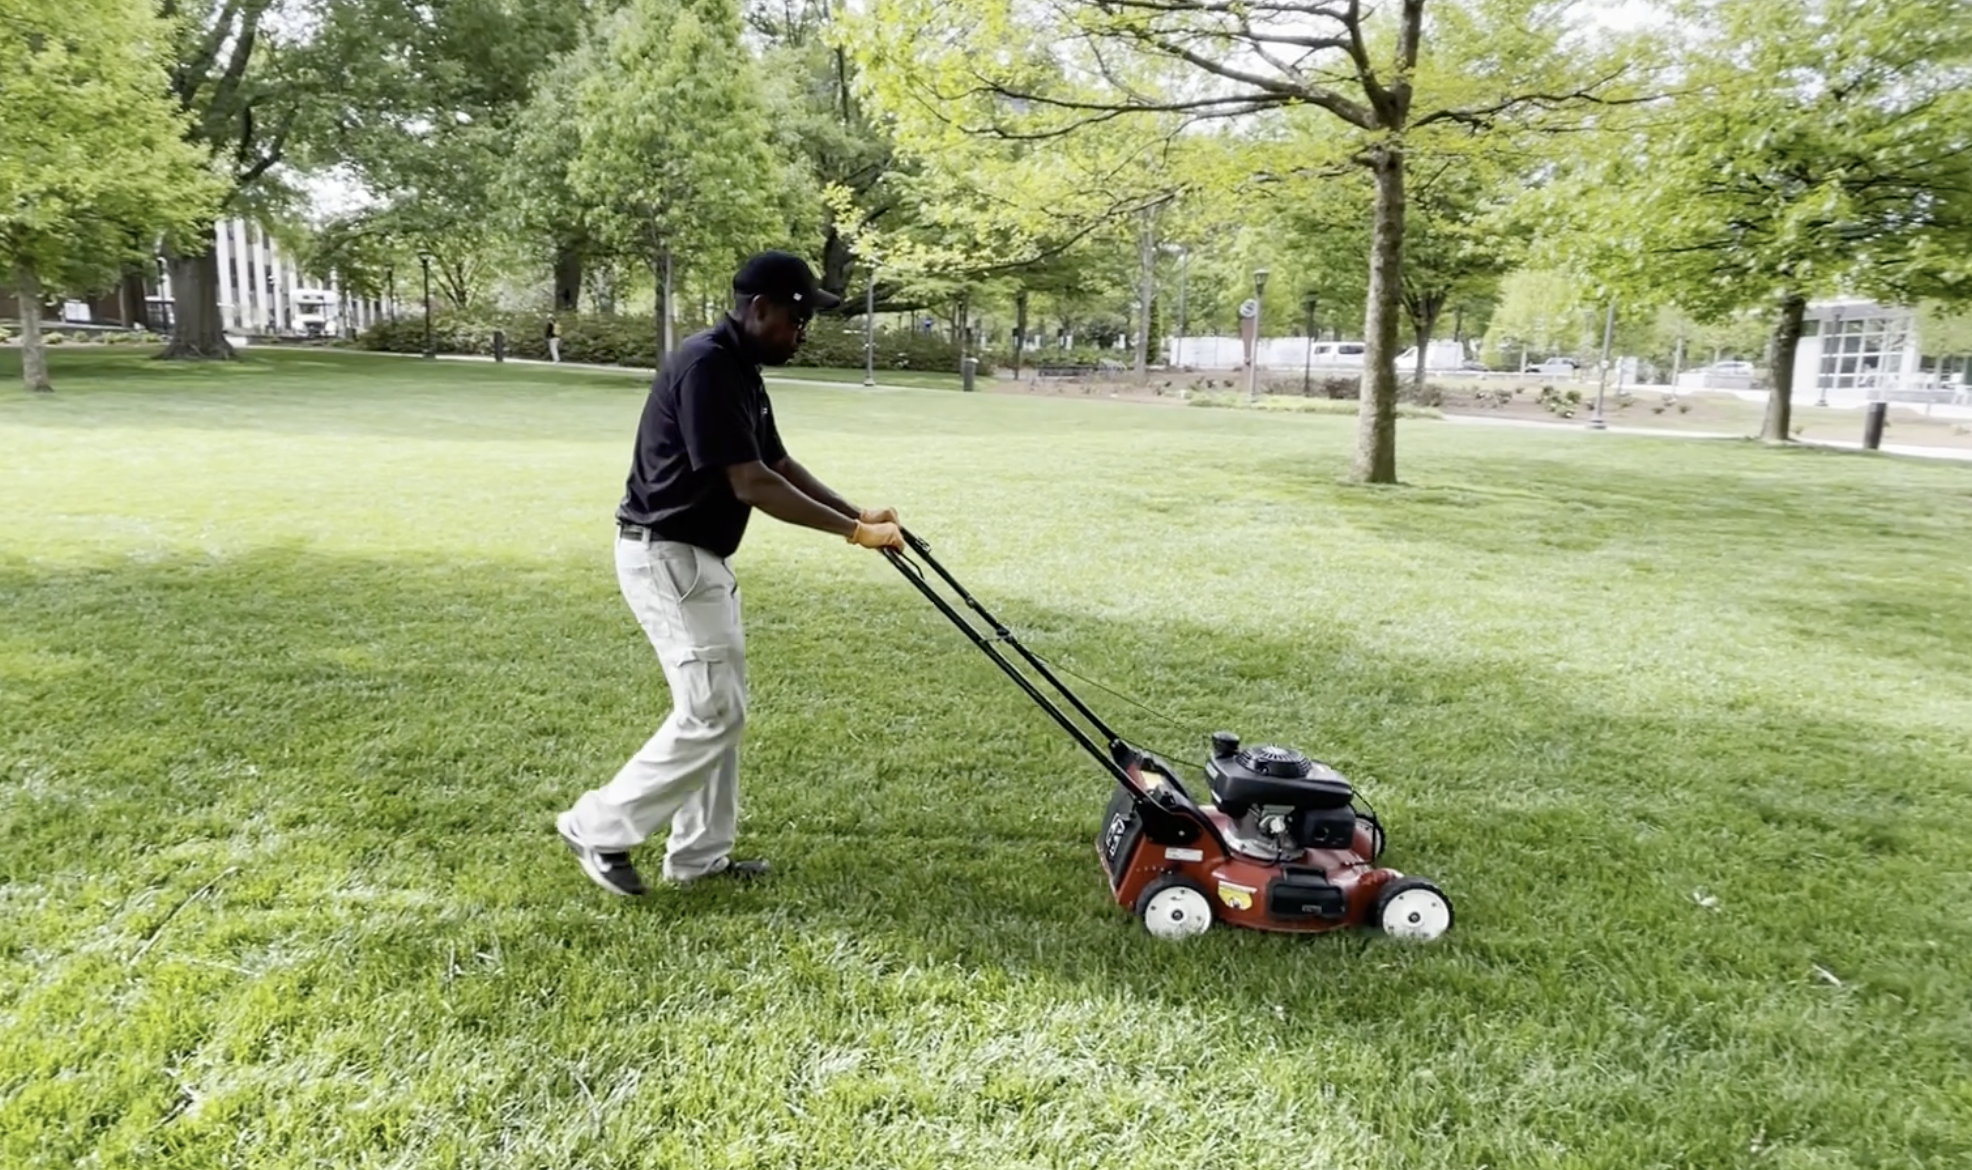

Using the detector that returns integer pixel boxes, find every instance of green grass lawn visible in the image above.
[4,347,1970,1169]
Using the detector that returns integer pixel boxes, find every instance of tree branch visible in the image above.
[174,0,243,109]
[945,72,1288,141]
[236,104,298,185]
[1413,67,1661,131]
[203,0,271,143]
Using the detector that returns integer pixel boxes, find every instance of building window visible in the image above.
[1817,313,1909,394]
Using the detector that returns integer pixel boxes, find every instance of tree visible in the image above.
[565,0,792,357]
[1534,0,1972,442]
[1,0,223,392]
[1916,301,1972,381]
[844,0,1647,483]
[503,43,602,312]
[747,0,903,303]
[840,38,1220,382]
[1267,151,1511,388]
[316,0,590,314]
[154,0,324,359]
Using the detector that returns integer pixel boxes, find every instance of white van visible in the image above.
[1307,341,1367,369]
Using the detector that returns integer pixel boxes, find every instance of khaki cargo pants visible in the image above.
[560,532,746,881]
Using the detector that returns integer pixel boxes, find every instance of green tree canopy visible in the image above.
[2,0,224,391]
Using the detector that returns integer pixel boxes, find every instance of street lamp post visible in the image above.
[1817,309,1838,407]
[1174,246,1188,366]
[418,250,434,359]
[1590,299,1614,429]
[1301,292,1318,396]
[1246,268,1269,402]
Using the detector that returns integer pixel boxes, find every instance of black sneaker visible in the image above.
[667,857,769,885]
[557,812,647,896]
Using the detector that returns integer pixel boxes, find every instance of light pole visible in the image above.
[1159,243,1188,366]
[1590,299,1614,429]
[863,263,877,387]
[1817,308,1838,407]
[386,265,396,322]
[1246,268,1269,402]
[1301,291,1318,396]
[417,250,434,359]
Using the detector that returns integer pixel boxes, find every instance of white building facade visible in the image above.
[1790,298,1967,406]
[152,218,395,338]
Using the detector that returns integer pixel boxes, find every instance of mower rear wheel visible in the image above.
[1373,877,1453,941]
[1135,876,1214,940]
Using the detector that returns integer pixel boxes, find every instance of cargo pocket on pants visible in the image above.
[659,642,745,732]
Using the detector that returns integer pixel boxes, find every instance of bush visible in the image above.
[1536,385,1584,417]
[782,322,987,373]
[1259,373,1448,407]
[1260,373,1356,399]
[1187,392,1441,419]
[355,309,990,374]
[100,329,162,346]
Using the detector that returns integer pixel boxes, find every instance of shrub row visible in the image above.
[1187,391,1443,419]
[0,327,163,346]
[353,310,992,374]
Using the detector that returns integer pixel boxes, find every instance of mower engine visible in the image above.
[1205,733,1379,863]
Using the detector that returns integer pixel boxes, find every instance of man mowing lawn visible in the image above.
[557,251,905,895]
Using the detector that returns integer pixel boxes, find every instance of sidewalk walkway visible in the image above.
[359,347,922,393]
[1441,412,1972,464]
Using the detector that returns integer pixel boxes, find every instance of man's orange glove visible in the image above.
[858,506,898,525]
[848,519,904,550]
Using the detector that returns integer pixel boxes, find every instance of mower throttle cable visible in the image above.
[887,541,1207,773]
[1022,651,1208,771]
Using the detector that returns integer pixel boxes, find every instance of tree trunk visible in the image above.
[821,224,854,302]
[1134,207,1154,382]
[1013,288,1028,377]
[1355,146,1405,484]
[1410,300,1441,394]
[119,266,150,329]
[441,262,470,310]
[1761,293,1807,443]
[553,236,584,312]
[662,249,675,357]
[15,263,54,393]
[159,229,235,360]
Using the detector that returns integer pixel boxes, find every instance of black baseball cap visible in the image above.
[733,250,841,312]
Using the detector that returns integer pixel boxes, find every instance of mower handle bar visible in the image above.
[881,528,1160,795]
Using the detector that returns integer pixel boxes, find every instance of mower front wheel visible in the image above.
[1372,876,1453,941]
[1134,876,1214,940]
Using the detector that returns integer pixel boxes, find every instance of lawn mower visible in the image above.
[882,530,1453,942]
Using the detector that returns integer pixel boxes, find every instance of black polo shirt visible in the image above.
[615,316,787,558]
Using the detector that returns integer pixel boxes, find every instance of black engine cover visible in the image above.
[1206,734,1355,814]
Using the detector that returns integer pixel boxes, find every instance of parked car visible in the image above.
[1527,357,1580,376]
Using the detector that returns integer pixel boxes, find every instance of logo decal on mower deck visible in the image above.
[1216,880,1255,910]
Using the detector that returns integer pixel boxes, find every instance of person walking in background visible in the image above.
[545,315,561,362]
